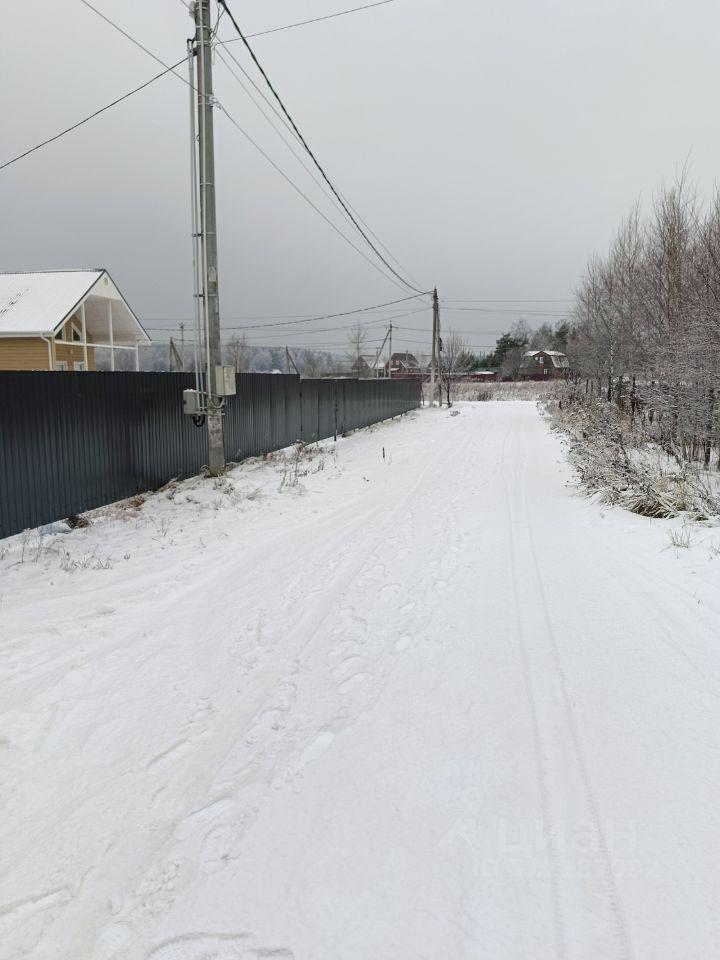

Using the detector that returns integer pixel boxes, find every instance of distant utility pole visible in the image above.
[169,337,183,372]
[179,322,186,371]
[286,346,300,376]
[194,0,224,475]
[388,322,393,379]
[371,326,391,378]
[430,287,439,405]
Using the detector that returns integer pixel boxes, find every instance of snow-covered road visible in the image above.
[2,402,720,959]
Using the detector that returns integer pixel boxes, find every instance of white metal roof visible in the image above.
[0,269,151,344]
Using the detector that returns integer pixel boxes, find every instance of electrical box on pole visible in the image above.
[214,365,236,396]
[183,389,203,416]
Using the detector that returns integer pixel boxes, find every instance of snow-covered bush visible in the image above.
[545,387,720,520]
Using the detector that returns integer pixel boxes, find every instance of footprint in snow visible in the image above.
[296,730,335,769]
[338,673,369,694]
[145,934,294,959]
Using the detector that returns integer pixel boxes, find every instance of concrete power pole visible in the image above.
[388,322,393,379]
[430,287,439,406]
[194,0,224,475]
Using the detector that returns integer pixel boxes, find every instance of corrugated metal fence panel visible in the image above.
[0,372,207,537]
[224,373,301,461]
[304,379,338,443]
[0,372,420,539]
[317,380,338,441]
[299,380,319,444]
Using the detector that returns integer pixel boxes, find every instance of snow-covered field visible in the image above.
[2,402,720,959]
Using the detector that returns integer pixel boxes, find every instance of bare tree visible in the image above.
[569,173,720,470]
[300,352,327,378]
[498,319,531,380]
[439,329,474,406]
[226,334,248,373]
[345,322,369,377]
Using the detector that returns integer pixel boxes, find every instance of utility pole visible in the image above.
[430,287,439,406]
[286,346,300,376]
[388,322,393,379]
[194,0,224,475]
[371,326,391,379]
[179,322,186,371]
[170,337,183,372]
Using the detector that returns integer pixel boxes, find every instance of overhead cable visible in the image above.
[218,0,425,295]
[73,0,420,293]
[0,60,183,172]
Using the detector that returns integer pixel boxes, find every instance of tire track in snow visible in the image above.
[517,413,636,960]
[499,425,568,960]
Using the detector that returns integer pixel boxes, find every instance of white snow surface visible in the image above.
[1,402,720,960]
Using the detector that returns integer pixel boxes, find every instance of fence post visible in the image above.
[299,379,303,441]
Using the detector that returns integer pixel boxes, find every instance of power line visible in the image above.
[78,0,189,79]
[145,294,426,330]
[146,317,391,335]
[443,298,573,303]
[244,338,388,348]
[441,306,570,316]
[213,99,415,294]
[79,0,422,294]
[224,293,427,330]
[6,2,420,297]
[245,1,397,39]
[73,1,420,294]
[218,306,429,338]
[3,1,401,176]
[396,325,505,334]
[218,0,424,295]
[215,25,424,290]
[0,60,184,173]
[214,43,364,249]
[177,0,397,37]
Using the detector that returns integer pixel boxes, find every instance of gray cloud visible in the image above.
[3,0,720,356]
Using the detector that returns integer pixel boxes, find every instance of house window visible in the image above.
[544,368,549,375]
[72,322,82,343]
[74,361,87,372]
[55,361,68,372]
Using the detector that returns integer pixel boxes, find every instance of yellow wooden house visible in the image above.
[0,269,151,371]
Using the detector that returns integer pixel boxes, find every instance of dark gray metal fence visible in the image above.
[0,371,420,539]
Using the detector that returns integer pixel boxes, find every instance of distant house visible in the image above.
[0,269,150,371]
[385,352,421,378]
[519,349,570,380]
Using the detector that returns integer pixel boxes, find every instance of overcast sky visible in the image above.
[3,0,720,356]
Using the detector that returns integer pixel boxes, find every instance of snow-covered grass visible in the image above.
[422,379,557,403]
[545,391,720,521]
[1,403,720,959]
[0,439,338,588]
[472,380,558,402]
